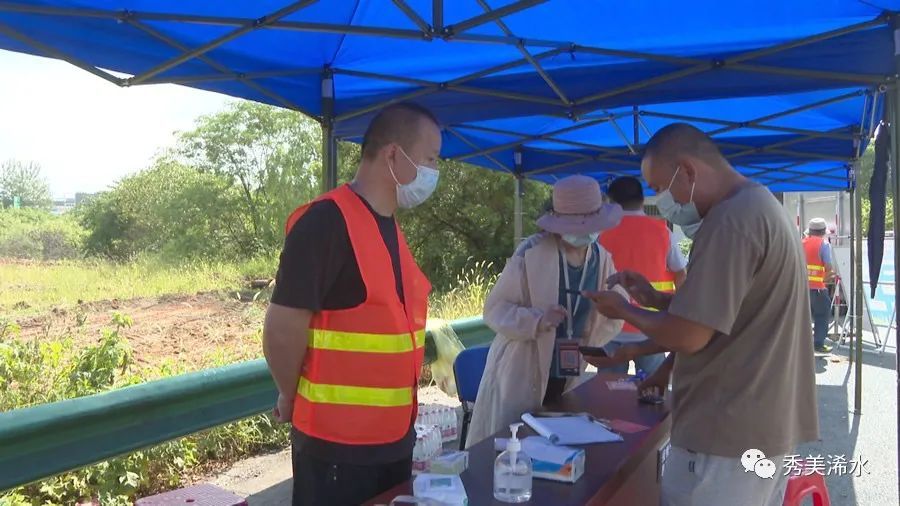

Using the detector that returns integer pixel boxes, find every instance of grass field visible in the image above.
[0,255,278,317]
[0,256,493,505]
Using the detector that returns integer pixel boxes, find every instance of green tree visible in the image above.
[78,161,244,260]
[399,160,550,290]
[0,160,52,210]
[175,102,322,253]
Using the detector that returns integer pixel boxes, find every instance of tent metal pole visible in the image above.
[850,181,856,367]
[633,106,640,147]
[335,88,436,123]
[727,63,885,84]
[889,17,900,491]
[433,0,443,32]
[0,22,123,86]
[525,146,639,167]
[333,48,568,123]
[453,118,614,160]
[391,0,432,34]
[125,18,310,114]
[708,90,865,136]
[126,1,320,86]
[474,0,570,106]
[640,111,854,140]
[888,84,900,501]
[574,16,888,109]
[142,67,323,85]
[514,151,524,249]
[744,165,849,183]
[321,70,338,193]
[731,14,890,64]
[799,194,807,237]
[524,157,639,177]
[451,119,635,156]
[854,158,864,415]
[445,128,511,172]
[452,84,563,105]
[446,0,546,35]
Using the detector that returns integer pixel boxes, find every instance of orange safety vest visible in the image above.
[803,236,827,290]
[285,184,431,445]
[599,215,677,333]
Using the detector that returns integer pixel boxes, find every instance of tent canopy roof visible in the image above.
[1,0,898,190]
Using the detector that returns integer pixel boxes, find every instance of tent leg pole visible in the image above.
[891,48,900,502]
[854,160,864,415]
[321,70,337,193]
[513,151,524,250]
[514,177,523,248]
[849,186,855,363]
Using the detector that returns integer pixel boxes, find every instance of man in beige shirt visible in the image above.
[588,123,819,506]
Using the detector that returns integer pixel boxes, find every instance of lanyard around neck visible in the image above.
[560,243,592,339]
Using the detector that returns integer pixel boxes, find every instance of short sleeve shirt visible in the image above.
[667,183,819,458]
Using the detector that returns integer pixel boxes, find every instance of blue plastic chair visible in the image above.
[453,345,491,450]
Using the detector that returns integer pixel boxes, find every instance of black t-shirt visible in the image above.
[272,189,414,465]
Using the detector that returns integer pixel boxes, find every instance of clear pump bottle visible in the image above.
[493,422,533,503]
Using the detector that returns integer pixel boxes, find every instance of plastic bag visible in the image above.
[426,319,465,397]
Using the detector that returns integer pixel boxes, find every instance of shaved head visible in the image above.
[643,123,727,170]
[641,122,745,217]
[361,102,440,161]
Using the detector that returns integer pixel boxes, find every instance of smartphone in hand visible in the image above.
[578,346,609,357]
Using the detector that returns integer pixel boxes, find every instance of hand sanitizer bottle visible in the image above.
[494,422,533,503]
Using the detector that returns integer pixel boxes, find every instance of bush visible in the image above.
[0,209,85,261]
[78,161,249,261]
[0,315,288,505]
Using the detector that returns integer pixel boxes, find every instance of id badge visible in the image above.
[553,339,581,377]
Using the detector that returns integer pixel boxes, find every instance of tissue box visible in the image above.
[413,473,468,506]
[427,451,469,475]
[521,436,586,483]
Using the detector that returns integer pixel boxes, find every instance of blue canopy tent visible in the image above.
[0,0,898,497]
[0,0,894,188]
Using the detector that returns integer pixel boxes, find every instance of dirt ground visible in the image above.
[11,292,267,371]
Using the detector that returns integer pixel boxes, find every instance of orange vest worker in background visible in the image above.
[803,217,834,353]
[599,176,686,376]
[263,102,441,506]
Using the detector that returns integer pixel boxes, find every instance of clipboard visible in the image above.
[522,412,624,445]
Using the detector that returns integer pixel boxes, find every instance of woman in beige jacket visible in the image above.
[465,175,627,448]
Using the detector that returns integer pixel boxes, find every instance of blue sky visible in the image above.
[0,49,234,197]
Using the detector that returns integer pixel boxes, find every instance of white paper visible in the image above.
[522,413,623,445]
[606,380,638,391]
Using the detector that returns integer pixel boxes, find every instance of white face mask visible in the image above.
[657,165,702,238]
[561,232,600,248]
[389,148,439,209]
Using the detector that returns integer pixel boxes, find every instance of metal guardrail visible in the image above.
[0,317,491,492]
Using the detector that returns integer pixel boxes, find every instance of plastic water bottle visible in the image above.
[493,423,532,503]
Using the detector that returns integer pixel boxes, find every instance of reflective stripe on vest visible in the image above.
[599,215,677,333]
[309,328,426,353]
[287,184,431,445]
[802,236,827,290]
[298,377,413,407]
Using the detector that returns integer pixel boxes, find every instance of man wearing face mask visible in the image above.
[586,123,818,506]
[262,102,441,506]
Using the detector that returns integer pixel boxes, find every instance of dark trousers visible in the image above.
[291,446,412,506]
[810,288,831,348]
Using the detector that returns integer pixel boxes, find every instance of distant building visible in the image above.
[50,192,97,215]
[51,197,76,215]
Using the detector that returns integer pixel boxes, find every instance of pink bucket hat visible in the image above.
[536,175,623,235]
